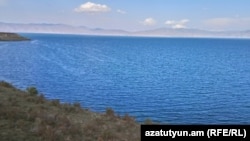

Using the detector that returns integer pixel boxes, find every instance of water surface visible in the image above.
[0,34,250,124]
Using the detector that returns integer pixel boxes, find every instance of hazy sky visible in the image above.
[1,0,250,31]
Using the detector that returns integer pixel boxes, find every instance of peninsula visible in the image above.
[0,32,30,41]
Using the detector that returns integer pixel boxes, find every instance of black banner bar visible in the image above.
[141,125,250,141]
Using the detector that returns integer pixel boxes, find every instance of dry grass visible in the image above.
[0,81,140,141]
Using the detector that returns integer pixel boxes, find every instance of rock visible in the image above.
[0,32,30,41]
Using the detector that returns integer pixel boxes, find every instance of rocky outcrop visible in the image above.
[0,32,30,41]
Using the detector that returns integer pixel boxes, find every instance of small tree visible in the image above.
[26,87,38,96]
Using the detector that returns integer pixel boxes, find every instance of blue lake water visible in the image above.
[0,33,250,124]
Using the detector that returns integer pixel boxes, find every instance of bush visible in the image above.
[26,87,38,96]
[123,114,135,122]
[105,107,115,117]
[62,103,75,113]
[37,94,45,104]
[144,118,153,125]
[0,81,15,89]
[51,99,60,107]
[73,102,81,108]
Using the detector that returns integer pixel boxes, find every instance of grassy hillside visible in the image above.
[0,81,140,141]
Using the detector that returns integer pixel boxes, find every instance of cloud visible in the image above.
[142,18,156,26]
[165,20,175,25]
[74,2,111,13]
[117,9,126,14]
[172,24,186,29]
[180,19,189,24]
[165,19,189,29]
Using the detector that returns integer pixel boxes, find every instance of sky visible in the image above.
[1,0,250,31]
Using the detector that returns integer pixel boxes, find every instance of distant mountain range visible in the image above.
[1,22,250,38]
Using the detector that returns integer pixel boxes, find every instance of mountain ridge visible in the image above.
[1,22,250,38]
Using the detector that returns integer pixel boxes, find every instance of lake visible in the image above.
[0,33,250,124]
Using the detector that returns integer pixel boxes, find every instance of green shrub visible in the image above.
[105,107,115,117]
[144,118,153,125]
[0,81,15,89]
[62,103,75,113]
[51,99,60,107]
[73,102,81,108]
[26,87,38,96]
[123,113,135,122]
[36,94,45,104]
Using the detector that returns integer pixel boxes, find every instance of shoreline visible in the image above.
[0,32,30,41]
[18,32,250,40]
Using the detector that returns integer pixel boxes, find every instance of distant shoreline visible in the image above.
[19,32,250,40]
[1,22,250,39]
[0,32,30,41]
